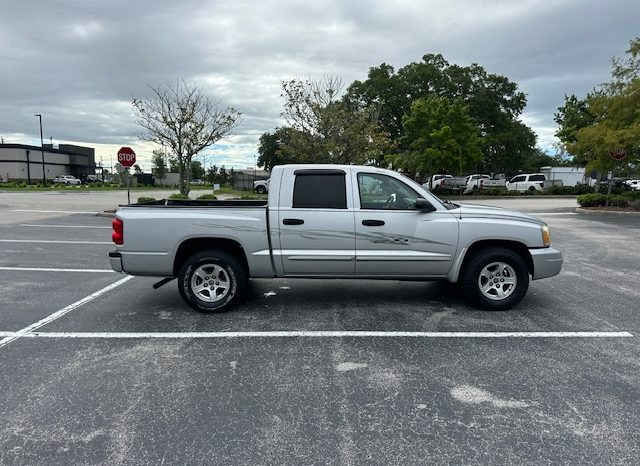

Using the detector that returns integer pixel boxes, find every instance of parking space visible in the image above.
[0,192,638,464]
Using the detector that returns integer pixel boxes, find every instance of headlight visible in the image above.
[541,225,551,247]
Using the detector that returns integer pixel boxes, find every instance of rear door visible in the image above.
[276,168,356,276]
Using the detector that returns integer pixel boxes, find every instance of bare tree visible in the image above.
[280,76,391,165]
[133,80,242,195]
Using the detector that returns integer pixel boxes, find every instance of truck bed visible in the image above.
[124,199,268,208]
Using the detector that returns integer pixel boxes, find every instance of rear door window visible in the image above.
[293,172,347,209]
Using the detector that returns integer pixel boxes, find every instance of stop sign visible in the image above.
[117,147,136,167]
[609,148,626,161]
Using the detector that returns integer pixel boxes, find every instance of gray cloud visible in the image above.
[1,0,639,169]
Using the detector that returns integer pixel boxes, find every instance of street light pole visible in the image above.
[34,114,46,186]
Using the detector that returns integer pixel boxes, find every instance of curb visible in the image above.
[576,207,640,216]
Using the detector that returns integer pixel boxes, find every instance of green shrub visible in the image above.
[196,194,218,200]
[137,196,156,204]
[608,195,629,208]
[474,188,507,196]
[627,199,640,210]
[574,184,596,195]
[169,193,190,200]
[547,185,594,195]
[577,193,608,207]
[626,190,640,200]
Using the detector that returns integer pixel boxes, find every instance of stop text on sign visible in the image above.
[117,147,136,167]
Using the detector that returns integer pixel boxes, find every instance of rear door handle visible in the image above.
[283,218,304,225]
[362,219,385,226]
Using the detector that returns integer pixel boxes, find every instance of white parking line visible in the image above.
[11,209,99,214]
[0,239,112,245]
[528,212,577,216]
[0,267,115,273]
[0,276,133,349]
[0,331,632,339]
[20,224,111,229]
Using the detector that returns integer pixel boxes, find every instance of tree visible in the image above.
[562,37,640,190]
[345,54,534,171]
[258,127,298,171]
[190,160,205,180]
[151,150,168,180]
[280,76,392,165]
[132,80,242,195]
[386,96,482,175]
[168,156,180,173]
[205,165,218,184]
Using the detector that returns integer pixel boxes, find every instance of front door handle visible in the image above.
[362,219,385,226]
[283,218,304,225]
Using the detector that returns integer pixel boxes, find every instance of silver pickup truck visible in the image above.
[109,164,562,313]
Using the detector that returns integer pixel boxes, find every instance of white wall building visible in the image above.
[0,144,95,183]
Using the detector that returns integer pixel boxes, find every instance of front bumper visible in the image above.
[529,246,563,280]
[109,251,124,273]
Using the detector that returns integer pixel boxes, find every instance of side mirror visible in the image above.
[415,198,437,212]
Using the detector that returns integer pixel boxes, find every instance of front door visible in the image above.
[353,172,458,277]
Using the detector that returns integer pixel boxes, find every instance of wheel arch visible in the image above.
[453,240,533,282]
[173,237,250,278]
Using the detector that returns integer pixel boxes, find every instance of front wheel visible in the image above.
[461,247,529,311]
[178,249,246,313]
[255,185,266,194]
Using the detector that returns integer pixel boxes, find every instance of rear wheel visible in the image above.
[256,185,267,194]
[178,249,246,313]
[461,247,529,311]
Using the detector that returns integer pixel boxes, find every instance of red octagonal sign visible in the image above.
[609,148,626,161]
[117,147,136,167]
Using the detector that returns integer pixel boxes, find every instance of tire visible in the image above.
[461,247,529,311]
[178,249,246,313]
[528,186,535,192]
[66,181,71,186]
[256,185,266,194]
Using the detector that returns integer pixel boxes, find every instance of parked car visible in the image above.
[82,175,102,184]
[625,180,640,191]
[109,164,563,313]
[254,178,270,194]
[190,179,205,185]
[52,175,81,186]
[506,173,546,192]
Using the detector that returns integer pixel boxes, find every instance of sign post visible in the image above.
[606,148,627,206]
[117,147,136,204]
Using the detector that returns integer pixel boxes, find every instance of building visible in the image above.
[0,143,95,183]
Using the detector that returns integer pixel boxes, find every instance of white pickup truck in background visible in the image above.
[253,178,270,194]
[422,174,468,192]
[110,164,563,313]
[464,174,507,193]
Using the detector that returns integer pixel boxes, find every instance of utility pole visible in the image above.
[34,114,46,186]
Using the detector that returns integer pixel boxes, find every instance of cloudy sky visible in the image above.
[1,0,638,171]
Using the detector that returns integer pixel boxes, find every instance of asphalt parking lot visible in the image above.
[1,191,639,465]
